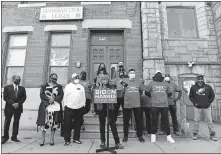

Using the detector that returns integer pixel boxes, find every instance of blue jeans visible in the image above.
[193,106,216,136]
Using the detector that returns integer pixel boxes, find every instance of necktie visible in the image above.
[15,86,18,98]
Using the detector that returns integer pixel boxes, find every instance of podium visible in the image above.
[94,89,118,154]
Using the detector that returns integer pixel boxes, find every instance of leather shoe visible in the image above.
[1,137,9,144]
[11,137,21,142]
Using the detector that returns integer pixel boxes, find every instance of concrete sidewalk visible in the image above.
[2,130,221,153]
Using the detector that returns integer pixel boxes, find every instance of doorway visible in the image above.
[89,30,124,81]
[178,74,204,121]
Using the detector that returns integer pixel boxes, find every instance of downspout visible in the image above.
[140,2,144,82]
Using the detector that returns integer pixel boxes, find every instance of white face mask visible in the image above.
[74,79,80,84]
[129,74,135,79]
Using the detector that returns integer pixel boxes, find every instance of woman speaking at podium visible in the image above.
[95,75,124,149]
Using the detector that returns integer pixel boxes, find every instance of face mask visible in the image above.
[100,67,105,71]
[14,79,21,85]
[80,74,86,81]
[129,74,135,79]
[155,74,162,82]
[119,65,123,68]
[74,79,80,84]
[50,78,57,84]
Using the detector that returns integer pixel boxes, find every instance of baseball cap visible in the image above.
[72,73,79,79]
[155,70,162,75]
[197,74,204,79]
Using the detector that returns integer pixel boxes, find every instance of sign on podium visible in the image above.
[93,89,117,104]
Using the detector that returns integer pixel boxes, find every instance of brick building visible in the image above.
[1,1,142,129]
[1,1,221,130]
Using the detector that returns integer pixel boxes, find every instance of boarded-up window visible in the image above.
[49,33,71,85]
[5,34,28,85]
[167,8,197,38]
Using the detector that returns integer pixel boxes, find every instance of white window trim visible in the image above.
[44,25,78,32]
[18,3,46,8]
[81,2,111,5]
[3,26,34,33]
[82,19,132,29]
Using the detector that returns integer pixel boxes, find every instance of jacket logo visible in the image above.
[196,88,205,95]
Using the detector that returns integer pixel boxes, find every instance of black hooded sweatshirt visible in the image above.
[189,82,215,108]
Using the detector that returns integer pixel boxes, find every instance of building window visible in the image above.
[5,34,28,85]
[167,8,197,38]
[49,33,71,85]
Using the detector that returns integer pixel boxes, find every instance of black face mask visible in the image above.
[155,74,163,82]
[100,67,105,71]
[119,65,123,68]
[50,78,57,84]
[81,74,86,81]
[119,68,125,78]
[14,79,21,85]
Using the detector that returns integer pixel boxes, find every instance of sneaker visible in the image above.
[64,141,70,146]
[122,137,128,142]
[115,143,124,149]
[210,136,218,141]
[100,141,105,148]
[73,140,82,144]
[192,133,198,140]
[138,136,145,142]
[167,135,175,144]
[151,134,156,143]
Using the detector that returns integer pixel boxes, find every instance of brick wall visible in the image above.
[2,2,142,87]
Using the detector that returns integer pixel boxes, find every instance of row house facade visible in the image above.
[1,1,221,129]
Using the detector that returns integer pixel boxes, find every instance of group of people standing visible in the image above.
[2,61,218,148]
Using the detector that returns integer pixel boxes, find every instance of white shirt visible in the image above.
[63,82,86,109]
[13,84,18,91]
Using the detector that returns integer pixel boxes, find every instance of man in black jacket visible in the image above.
[2,75,26,144]
[189,75,217,141]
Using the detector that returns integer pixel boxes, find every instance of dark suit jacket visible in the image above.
[3,84,27,114]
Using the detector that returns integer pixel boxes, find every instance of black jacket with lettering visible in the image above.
[189,82,215,108]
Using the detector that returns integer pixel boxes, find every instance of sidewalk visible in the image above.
[2,131,221,153]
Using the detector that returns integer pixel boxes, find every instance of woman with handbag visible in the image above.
[36,73,64,146]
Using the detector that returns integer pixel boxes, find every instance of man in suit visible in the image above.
[2,75,26,144]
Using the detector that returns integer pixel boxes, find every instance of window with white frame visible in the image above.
[167,7,197,38]
[5,34,28,85]
[49,33,71,85]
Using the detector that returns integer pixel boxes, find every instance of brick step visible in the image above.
[83,112,124,125]
[73,130,136,139]
[82,123,125,130]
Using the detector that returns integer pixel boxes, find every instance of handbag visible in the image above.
[46,101,60,112]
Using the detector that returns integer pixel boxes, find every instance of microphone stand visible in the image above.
[96,103,118,154]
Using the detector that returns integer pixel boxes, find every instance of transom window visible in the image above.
[167,7,197,38]
[5,34,28,85]
[49,33,71,85]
